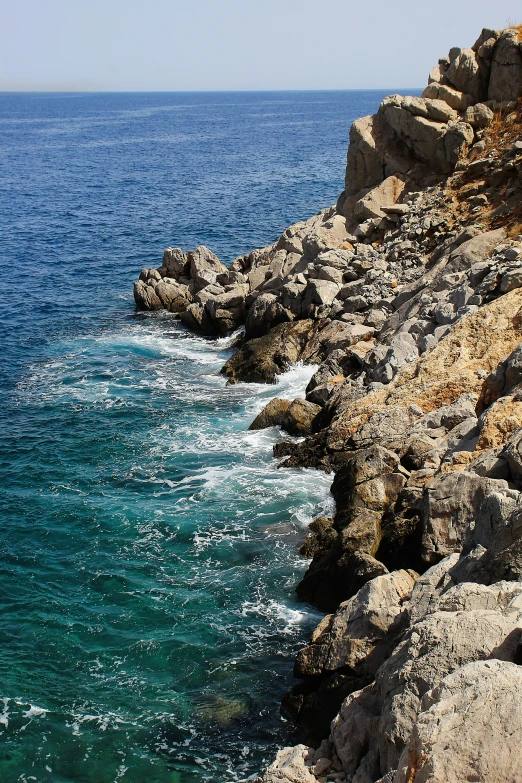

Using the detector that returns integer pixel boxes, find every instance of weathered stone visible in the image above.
[282,399,322,436]
[303,279,341,310]
[353,176,407,222]
[300,517,337,559]
[245,293,293,339]
[421,83,475,112]
[501,267,522,293]
[344,113,404,198]
[221,320,313,384]
[394,660,522,783]
[133,280,162,310]
[262,745,316,783]
[488,29,522,102]
[188,245,227,292]
[302,213,352,261]
[464,102,495,128]
[421,470,516,563]
[296,570,416,679]
[446,48,486,103]
[162,247,187,278]
[248,398,291,431]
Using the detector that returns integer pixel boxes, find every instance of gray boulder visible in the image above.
[394,660,522,783]
[446,48,486,103]
[488,29,522,102]
[188,245,228,292]
[133,279,162,311]
[162,247,187,278]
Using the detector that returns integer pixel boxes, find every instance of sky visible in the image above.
[1,0,522,91]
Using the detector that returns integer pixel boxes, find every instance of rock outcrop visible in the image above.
[132,23,522,783]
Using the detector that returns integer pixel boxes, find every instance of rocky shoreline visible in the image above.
[135,26,522,783]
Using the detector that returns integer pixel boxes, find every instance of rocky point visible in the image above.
[135,25,522,783]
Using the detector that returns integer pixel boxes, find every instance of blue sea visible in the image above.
[0,90,393,783]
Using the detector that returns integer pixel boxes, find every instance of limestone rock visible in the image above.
[446,228,505,272]
[188,245,227,292]
[344,113,401,198]
[421,83,475,112]
[354,177,407,222]
[162,247,187,278]
[221,320,313,384]
[488,29,522,102]
[464,102,494,128]
[326,289,522,455]
[181,302,216,334]
[331,606,522,779]
[283,399,322,436]
[421,470,516,563]
[248,398,291,431]
[133,280,162,310]
[446,48,486,103]
[296,570,416,680]
[154,280,191,313]
[262,745,316,783]
[394,660,522,783]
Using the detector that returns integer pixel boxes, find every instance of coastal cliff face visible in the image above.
[135,26,522,783]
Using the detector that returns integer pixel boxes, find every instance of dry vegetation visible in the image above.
[448,100,522,237]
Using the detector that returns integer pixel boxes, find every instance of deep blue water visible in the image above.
[1,90,393,783]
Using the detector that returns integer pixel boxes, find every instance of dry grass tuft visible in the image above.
[506,21,522,40]
[447,100,522,231]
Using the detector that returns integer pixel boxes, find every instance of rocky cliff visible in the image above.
[135,25,522,783]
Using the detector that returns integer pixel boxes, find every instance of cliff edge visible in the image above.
[134,25,522,783]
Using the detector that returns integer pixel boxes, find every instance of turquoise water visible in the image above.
[0,91,396,782]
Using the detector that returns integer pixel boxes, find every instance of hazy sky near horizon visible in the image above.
[2,0,522,91]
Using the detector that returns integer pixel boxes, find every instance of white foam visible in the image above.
[22,705,48,719]
[0,697,9,729]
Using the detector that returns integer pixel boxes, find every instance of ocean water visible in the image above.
[0,90,395,783]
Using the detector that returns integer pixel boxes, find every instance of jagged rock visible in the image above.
[283,399,322,436]
[188,245,228,292]
[501,267,522,293]
[303,279,341,311]
[181,302,216,334]
[353,177,407,222]
[379,97,449,172]
[421,83,475,112]
[296,447,406,610]
[331,605,522,779]
[302,213,352,260]
[296,570,416,680]
[133,279,163,311]
[502,427,522,481]
[326,289,522,455]
[488,29,522,102]
[446,48,486,103]
[262,745,316,783]
[421,470,517,563]
[162,247,187,278]
[248,398,291,431]
[287,570,415,741]
[476,395,522,450]
[300,517,337,559]
[406,554,460,625]
[221,320,313,384]
[301,322,375,363]
[446,227,506,272]
[154,280,191,313]
[345,115,398,199]
[464,102,495,128]
[394,660,522,783]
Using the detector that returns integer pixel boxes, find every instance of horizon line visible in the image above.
[0,87,424,95]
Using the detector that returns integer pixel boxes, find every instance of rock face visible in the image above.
[131,23,522,783]
[394,660,522,783]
